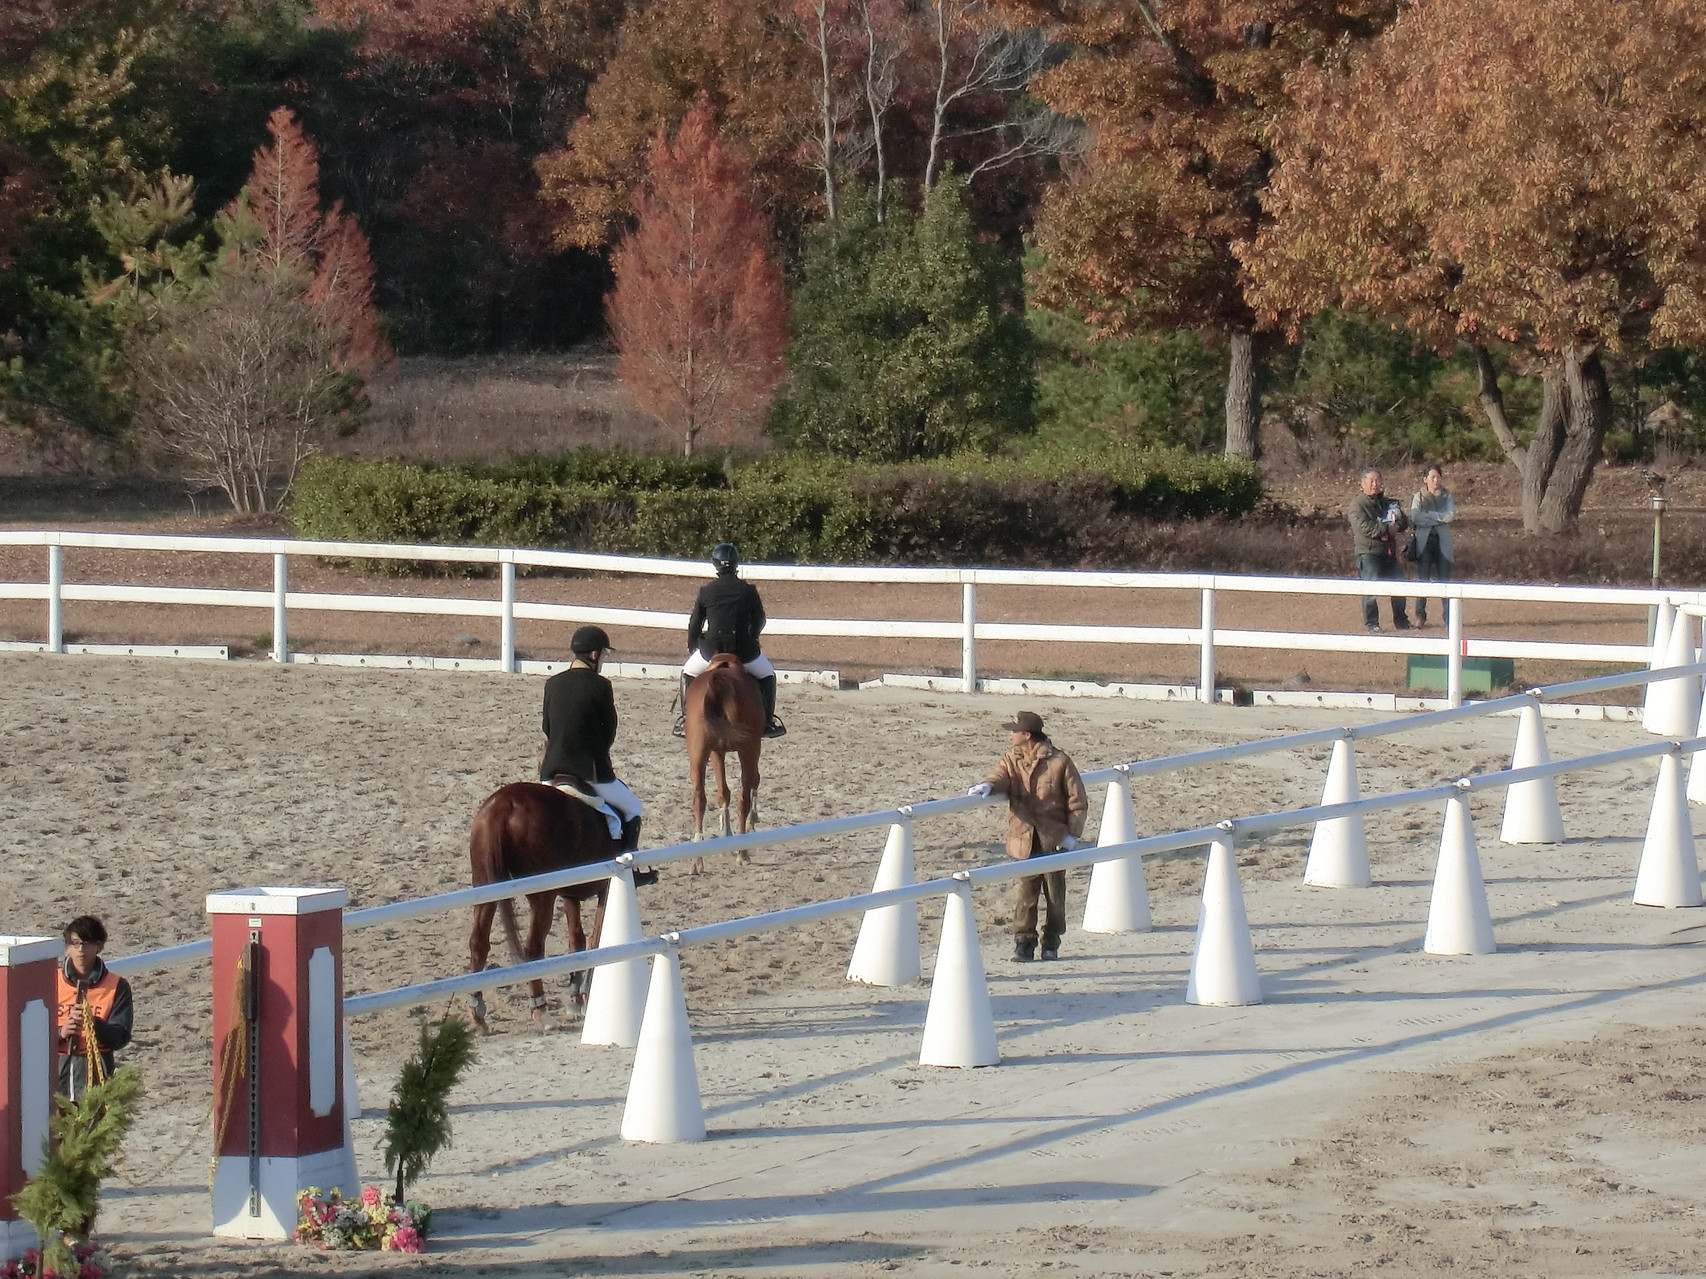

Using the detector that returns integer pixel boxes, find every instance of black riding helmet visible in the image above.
[711,542,740,573]
[570,624,611,656]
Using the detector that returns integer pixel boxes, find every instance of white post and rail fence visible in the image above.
[0,530,1695,708]
[7,653,1706,1251]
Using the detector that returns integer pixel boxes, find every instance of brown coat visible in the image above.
[984,739,1089,860]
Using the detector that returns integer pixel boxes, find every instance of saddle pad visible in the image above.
[547,776,603,807]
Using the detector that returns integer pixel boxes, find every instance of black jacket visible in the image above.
[539,665,617,784]
[687,573,767,662]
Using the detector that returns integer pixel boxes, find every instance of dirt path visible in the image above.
[3,654,1704,1276]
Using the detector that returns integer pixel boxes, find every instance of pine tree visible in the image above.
[383,1014,475,1207]
[770,176,1034,461]
[607,99,788,459]
[12,1066,142,1277]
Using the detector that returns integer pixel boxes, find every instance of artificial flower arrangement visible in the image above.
[0,1242,109,1279]
[294,1185,428,1253]
[294,1014,473,1254]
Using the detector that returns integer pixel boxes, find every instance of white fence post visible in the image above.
[500,555,517,674]
[271,552,288,664]
[46,545,63,654]
[961,579,977,694]
[1198,584,1216,704]
[1446,596,1464,709]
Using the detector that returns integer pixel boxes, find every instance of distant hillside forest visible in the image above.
[5,0,1706,533]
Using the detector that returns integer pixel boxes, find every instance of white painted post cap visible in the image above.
[206,887,349,916]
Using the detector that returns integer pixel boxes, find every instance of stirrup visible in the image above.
[671,715,686,738]
[762,716,787,739]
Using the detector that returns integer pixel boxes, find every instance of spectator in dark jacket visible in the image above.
[1347,469,1411,633]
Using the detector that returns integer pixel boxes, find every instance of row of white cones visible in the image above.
[590,683,1706,1144]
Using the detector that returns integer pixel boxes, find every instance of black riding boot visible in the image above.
[620,816,659,885]
[757,673,786,738]
[672,673,690,737]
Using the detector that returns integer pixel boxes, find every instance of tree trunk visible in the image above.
[1535,345,1609,533]
[1223,326,1260,459]
[1519,366,1566,532]
[1473,343,1525,468]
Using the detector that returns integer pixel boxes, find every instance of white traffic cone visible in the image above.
[1083,776,1152,933]
[919,882,999,1068]
[1687,685,1706,806]
[847,822,921,986]
[1304,738,1371,887]
[1634,752,1704,908]
[619,950,705,1143]
[582,866,648,1047]
[1186,835,1262,1006]
[1424,795,1495,955]
[1645,610,1699,737]
[1499,701,1566,844]
[1648,599,1678,667]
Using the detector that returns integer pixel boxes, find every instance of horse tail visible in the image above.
[703,665,760,746]
[497,898,524,965]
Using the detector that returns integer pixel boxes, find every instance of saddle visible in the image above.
[547,774,622,840]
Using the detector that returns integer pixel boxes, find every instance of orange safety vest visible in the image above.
[56,966,120,1053]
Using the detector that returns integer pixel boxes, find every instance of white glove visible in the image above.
[967,782,993,798]
[1060,835,1079,851]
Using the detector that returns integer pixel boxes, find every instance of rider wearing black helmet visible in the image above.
[541,624,644,851]
[675,542,786,739]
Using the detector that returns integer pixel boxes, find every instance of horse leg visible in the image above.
[468,900,498,1033]
[690,751,709,874]
[570,885,609,1009]
[738,742,761,840]
[523,890,555,1027]
[562,894,589,1013]
[714,750,733,839]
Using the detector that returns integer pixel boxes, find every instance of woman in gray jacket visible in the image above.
[1411,465,1456,626]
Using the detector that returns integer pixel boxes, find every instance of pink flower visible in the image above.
[386,1225,424,1254]
[79,1261,103,1279]
[360,1185,383,1208]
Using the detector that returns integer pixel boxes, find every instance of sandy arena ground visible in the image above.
[3,653,1706,1277]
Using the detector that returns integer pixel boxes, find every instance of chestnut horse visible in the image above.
[467,781,624,1031]
[685,653,764,873]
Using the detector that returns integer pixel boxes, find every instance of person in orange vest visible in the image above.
[56,915,133,1098]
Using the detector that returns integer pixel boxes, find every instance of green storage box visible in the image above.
[1406,654,1515,694]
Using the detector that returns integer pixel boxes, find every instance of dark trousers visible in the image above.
[1357,553,1409,628]
[1013,869,1067,948]
[1413,536,1452,623]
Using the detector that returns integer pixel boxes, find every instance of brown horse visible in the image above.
[685,653,764,873]
[467,781,623,1032]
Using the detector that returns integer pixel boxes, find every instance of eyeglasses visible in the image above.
[64,940,100,950]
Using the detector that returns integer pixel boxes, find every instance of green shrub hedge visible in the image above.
[289,447,1261,570]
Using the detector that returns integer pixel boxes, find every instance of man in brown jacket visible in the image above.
[968,711,1089,962]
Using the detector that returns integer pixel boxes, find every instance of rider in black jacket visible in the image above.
[541,624,644,851]
[675,543,786,738]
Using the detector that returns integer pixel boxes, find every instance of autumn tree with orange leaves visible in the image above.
[1245,0,1706,532]
[119,108,391,512]
[607,102,788,459]
[1013,0,1398,459]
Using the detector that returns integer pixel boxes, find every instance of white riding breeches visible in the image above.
[550,777,642,840]
[682,650,774,679]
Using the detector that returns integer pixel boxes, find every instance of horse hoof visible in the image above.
[737,850,751,866]
[472,1015,493,1036]
[689,857,706,876]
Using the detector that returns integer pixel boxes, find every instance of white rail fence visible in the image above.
[1,530,1697,708]
[87,652,1706,1151]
